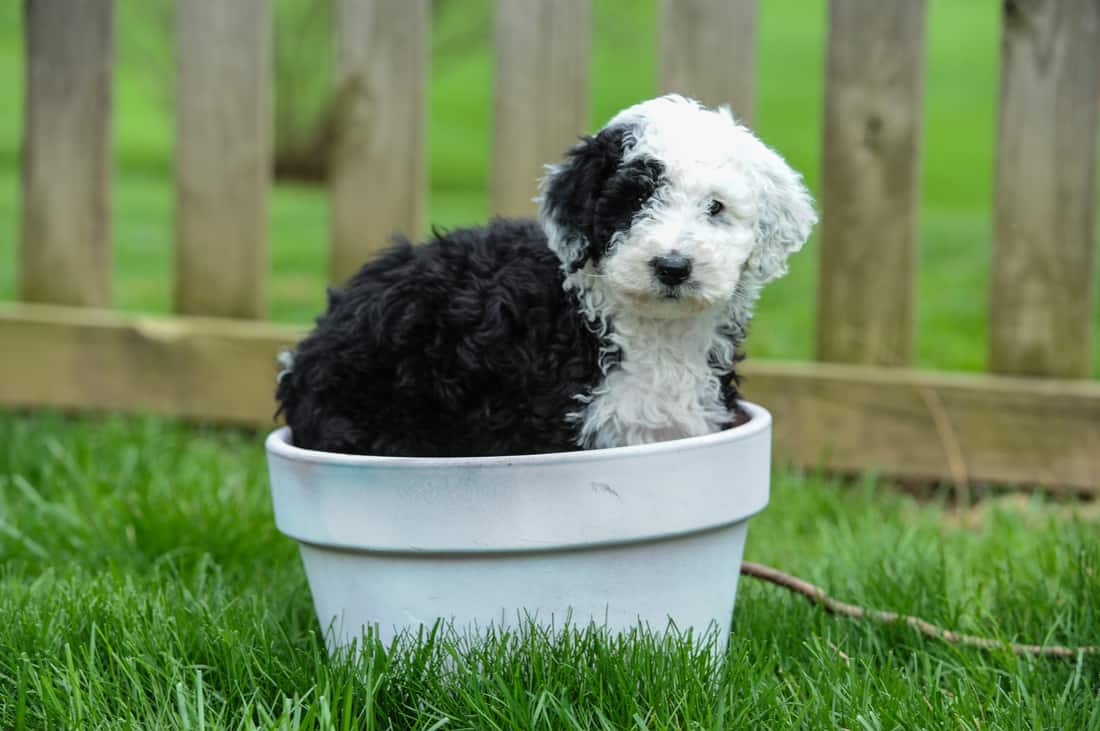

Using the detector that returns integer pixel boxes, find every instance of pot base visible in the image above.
[300,522,749,649]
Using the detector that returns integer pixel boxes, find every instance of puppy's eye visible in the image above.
[706,200,724,217]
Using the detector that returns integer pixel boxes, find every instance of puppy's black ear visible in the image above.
[538,125,631,273]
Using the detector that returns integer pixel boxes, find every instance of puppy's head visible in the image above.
[539,95,816,320]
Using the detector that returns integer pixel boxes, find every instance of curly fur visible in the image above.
[277,95,816,456]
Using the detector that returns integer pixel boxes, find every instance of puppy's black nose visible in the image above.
[651,253,693,286]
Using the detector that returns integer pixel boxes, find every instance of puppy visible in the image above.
[276,95,816,457]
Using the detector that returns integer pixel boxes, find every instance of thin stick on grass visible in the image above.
[740,561,1100,658]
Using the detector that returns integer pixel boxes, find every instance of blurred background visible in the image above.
[4,0,1081,373]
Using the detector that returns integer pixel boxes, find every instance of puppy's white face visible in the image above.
[540,95,816,322]
[601,104,759,318]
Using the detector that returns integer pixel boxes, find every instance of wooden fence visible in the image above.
[3,0,1099,492]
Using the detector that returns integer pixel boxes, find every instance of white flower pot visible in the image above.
[265,402,771,651]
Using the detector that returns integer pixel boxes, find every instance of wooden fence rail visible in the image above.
[4,0,1099,491]
[3,302,1097,492]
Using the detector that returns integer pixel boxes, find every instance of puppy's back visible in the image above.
[277,218,602,457]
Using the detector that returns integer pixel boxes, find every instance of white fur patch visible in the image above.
[567,273,735,448]
[276,349,295,384]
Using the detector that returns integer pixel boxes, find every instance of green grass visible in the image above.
[0,2,1097,373]
[1,411,1099,728]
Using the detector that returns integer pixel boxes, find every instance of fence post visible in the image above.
[329,0,429,285]
[815,0,926,367]
[20,0,114,308]
[175,0,271,319]
[492,0,590,218]
[659,0,757,124]
[989,0,1100,379]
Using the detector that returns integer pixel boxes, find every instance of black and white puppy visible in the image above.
[276,95,816,457]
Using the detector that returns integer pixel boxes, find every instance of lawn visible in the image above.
[2,2,1100,727]
[1,412,1098,728]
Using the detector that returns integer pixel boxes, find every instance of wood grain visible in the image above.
[0,304,302,426]
[492,0,590,217]
[20,0,114,308]
[816,0,927,366]
[1,304,1096,491]
[659,0,757,123]
[175,0,271,319]
[741,360,1100,492]
[989,0,1100,378]
[329,0,429,284]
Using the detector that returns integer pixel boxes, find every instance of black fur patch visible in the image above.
[276,219,606,457]
[718,353,750,428]
[542,125,665,271]
[591,157,664,265]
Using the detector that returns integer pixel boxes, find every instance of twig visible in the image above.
[826,639,850,665]
[740,561,1100,658]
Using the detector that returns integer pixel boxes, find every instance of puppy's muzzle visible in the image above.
[650,253,693,286]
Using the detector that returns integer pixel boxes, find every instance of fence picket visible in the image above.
[492,0,590,217]
[329,0,429,284]
[659,0,757,123]
[175,0,271,319]
[989,0,1100,378]
[21,0,114,308]
[816,0,926,367]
